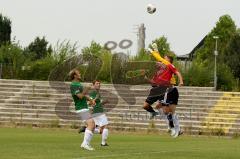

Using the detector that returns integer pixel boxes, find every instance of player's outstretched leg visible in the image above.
[166,112,176,136]
[143,102,159,119]
[172,113,183,138]
[81,118,95,151]
[100,126,109,146]
[165,87,181,138]
[156,103,170,131]
[92,113,110,146]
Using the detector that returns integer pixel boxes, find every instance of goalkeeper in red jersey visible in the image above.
[143,43,183,137]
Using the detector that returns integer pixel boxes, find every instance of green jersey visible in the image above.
[70,82,88,111]
[89,90,104,114]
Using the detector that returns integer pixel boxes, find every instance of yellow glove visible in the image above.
[148,43,170,65]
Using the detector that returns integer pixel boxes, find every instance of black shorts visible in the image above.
[145,86,179,106]
[163,87,179,105]
[145,86,168,105]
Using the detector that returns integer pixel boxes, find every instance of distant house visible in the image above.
[176,36,207,70]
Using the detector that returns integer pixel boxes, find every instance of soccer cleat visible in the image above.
[81,143,95,151]
[172,131,179,138]
[170,128,176,136]
[150,112,159,119]
[172,129,183,138]
[78,126,86,133]
[101,143,109,146]
[179,130,183,136]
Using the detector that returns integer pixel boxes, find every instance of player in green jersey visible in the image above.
[69,69,96,151]
[89,80,109,146]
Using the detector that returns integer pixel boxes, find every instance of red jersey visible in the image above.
[151,62,177,86]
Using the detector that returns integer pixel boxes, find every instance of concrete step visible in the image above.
[0,95,11,100]
[1,79,240,136]
[0,116,191,129]
[2,102,240,112]
[0,118,236,136]
[0,115,239,134]
[0,86,220,97]
[0,88,219,97]
[0,113,202,127]
[0,92,224,101]
[0,88,22,92]
[3,96,240,106]
[1,109,239,125]
[0,91,230,101]
[0,79,215,90]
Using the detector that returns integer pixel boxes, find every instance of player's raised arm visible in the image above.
[73,86,95,105]
[175,71,184,86]
[75,86,90,99]
[147,43,170,65]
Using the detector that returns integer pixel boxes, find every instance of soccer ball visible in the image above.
[147,4,156,14]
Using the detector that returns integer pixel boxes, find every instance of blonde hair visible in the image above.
[69,69,79,80]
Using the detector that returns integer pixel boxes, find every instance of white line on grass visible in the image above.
[73,149,201,159]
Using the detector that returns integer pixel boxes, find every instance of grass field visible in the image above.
[0,127,240,159]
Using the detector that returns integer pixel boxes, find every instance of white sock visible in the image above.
[82,129,93,145]
[173,113,180,130]
[158,108,169,129]
[94,128,100,134]
[164,114,170,129]
[101,128,108,145]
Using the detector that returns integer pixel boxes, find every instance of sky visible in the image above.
[0,0,239,55]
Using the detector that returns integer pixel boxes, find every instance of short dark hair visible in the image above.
[166,55,174,63]
[92,80,100,85]
[69,69,79,80]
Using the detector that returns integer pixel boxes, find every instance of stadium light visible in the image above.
[213,36,219,91]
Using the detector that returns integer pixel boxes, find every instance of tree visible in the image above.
[133,49,151,61]
[183,62,213,87]
[0,14,11,46]
[21,56,57,80]
[190,15,238,90]
[81,41,102,56]
[224,32,240,79]
[0,43,24,78]
[52,40,78,64]
[24,37,52,60]
[195,15,237,65]
[216,63,235,90]
[81,41,113,82]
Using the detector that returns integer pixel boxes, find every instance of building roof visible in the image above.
[177,35,207,61]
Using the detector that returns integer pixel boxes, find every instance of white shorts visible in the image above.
[92,113,109,127]
[76,109,91,120]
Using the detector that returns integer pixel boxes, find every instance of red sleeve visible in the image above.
[168,64,178,74]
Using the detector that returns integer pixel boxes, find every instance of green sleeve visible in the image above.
[70,84,83,95]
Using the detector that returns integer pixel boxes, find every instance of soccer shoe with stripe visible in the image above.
[150,112,159,119]
[81,143,95,151]
[101,143,109,146]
